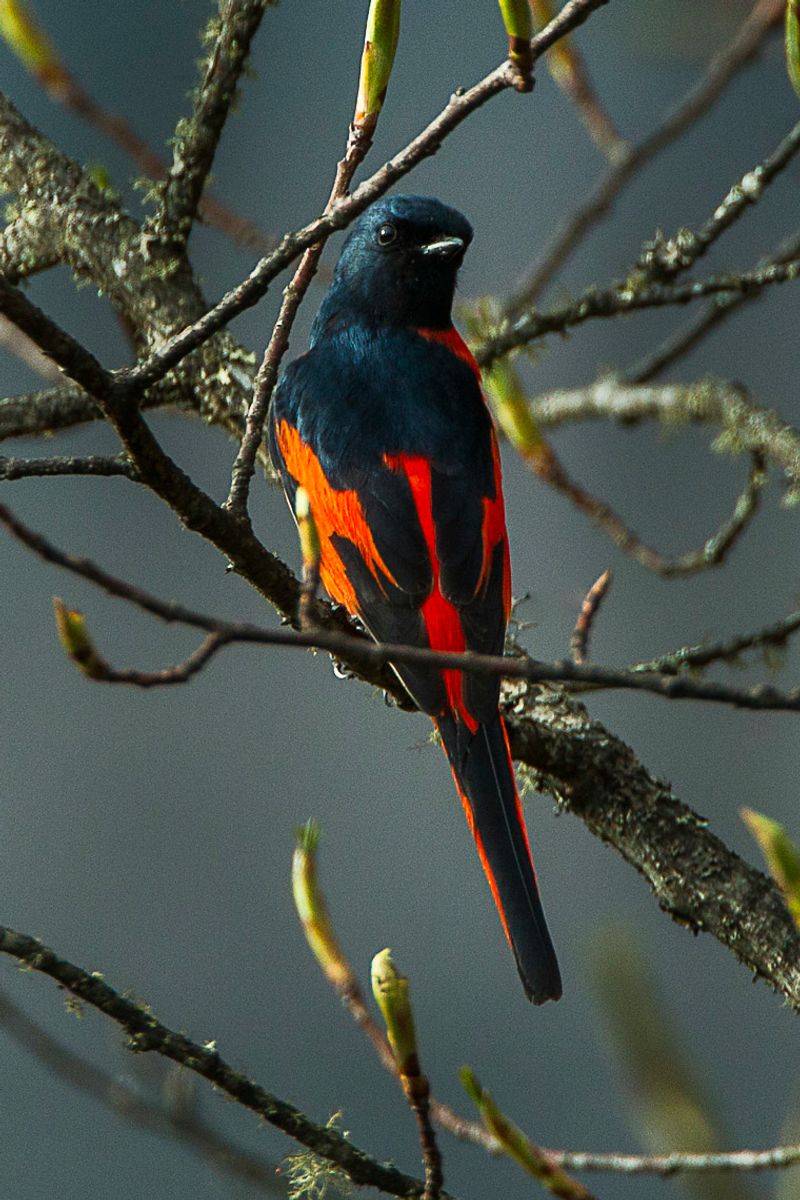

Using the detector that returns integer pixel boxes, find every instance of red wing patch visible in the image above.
[275,419,397,614]
[483,432,512,619]
[384,452,478,732]
[416,325,482,384]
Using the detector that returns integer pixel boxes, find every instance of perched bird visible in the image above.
[269,194,562,1003]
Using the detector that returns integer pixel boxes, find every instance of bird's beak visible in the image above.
[420,236,465,260]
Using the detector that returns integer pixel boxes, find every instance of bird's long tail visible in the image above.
[436,709,562,1004]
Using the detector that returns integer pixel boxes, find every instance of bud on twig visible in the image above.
[742,807,800,926]
[291,820,352,989]
[52,597,104,679]
[497,0,534,91]
[295,486,321,627]
[354,0,401,137]
[370,948,419,1077]
[461,1067,594,1199]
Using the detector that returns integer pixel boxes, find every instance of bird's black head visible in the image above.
[314,195,473,337]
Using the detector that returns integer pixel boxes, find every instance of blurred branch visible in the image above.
[530,378,800,499]
[0,926,456,1200]
[0,0,280,257]
[0,313,63,382]
[101,0,614,394]
[551,1145,800,1175]
[589,927,750,1200]
[505,0,784,312]
[530,0,626,161]
[293,828,800,1180]
[151,0,269,250]
[571,569,612,663]
[624,228,800,383]
[0,452,138,480]
[0,0,609,454]
[0,988,284,1194]
[632,117,800,287]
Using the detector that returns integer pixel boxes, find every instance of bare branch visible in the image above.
[0,314,63,383]
[153,0,269,248]
[0,453,138,481]
[504,0,784,312]
[0,989,283,1193]
[633,604,800,676]
[571,569,612,663]
[625,228,800,383]
[529,438,764,577]
[477,255,800,365]
[550,1144,800,1176]
[0,926,456,1200]
[531,378,800,498]
[113,0,612,393]
[504,680,800,1010]
[7,498,800,718]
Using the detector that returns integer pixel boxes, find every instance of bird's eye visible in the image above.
[376,222,397,247]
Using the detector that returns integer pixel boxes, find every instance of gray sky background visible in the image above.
[2,3,799,1199]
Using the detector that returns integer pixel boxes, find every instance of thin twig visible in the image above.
[530,378,800,497]
[477,255,800,365]
[6,500,800,715]
[633,117,800,287]
[633,605,800,676]
[624,228,800,383]
[504,0,784,312]
[0,926,455,1200]
[0,453,138,481]
[153,0,268,248]
[0,989,283,1193]
[571,569,612,663]
[547,1145,800,1175]
[225,120,373,517]
[531,0,626,161]
[528,440,764,577]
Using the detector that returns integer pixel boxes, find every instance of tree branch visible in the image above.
[0,453,138,481]
[7,498,800,715]
[0,926,455,1200]
[477,255,800,365]
[0,989,283,1194]
[503,680,800,1009]
[624,228,800,383]
[152,0,270,249]
[530,378,800,498]
[503,0,784,312]
[109,0,612,393]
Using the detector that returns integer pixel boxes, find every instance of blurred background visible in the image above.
[1,1,799,1197]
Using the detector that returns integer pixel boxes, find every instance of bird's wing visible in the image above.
[269,332,510,723]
